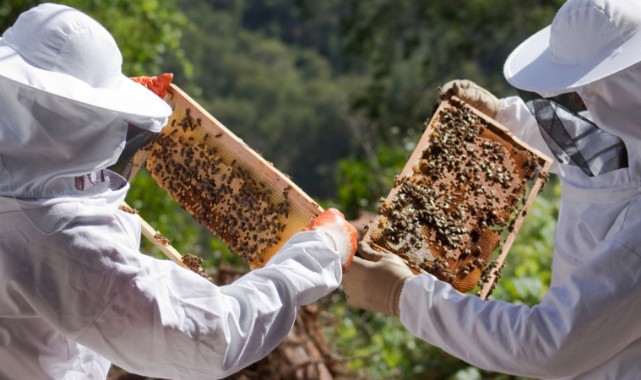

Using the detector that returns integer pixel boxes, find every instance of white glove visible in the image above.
[306,208,358,271]
[439,79,500,118]
[343,245,414,317]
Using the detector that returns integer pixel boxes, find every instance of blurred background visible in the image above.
[2,1,564,379]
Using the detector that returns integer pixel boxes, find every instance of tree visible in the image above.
[0,0,189,77]
[170,0,358,200]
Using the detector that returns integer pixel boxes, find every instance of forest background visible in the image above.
[2,1,564,379]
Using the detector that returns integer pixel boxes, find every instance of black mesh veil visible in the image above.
[518,90,628,177]
[108,124,158,180]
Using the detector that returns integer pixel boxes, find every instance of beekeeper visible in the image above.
[0,3,356,379]
[344,0,641,378]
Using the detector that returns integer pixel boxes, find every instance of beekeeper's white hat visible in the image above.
[504,0,641,95]
[0,3,171,131]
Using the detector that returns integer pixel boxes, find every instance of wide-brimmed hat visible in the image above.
[0,3,171,131]
[504,0,641,96]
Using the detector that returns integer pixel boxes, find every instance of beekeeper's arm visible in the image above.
[26,205,355,379]
[344,220,641,378]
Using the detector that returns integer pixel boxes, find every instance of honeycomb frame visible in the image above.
[362,97,552,299]
[141,84,323,269]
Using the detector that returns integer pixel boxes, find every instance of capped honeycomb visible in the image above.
[144,85,322,269]
[363,97,552,298]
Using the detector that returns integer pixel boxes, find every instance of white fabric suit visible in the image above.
[0,186,341,379]
[399,94,641,379]
[0,79,342,380]
[0,4,343,379]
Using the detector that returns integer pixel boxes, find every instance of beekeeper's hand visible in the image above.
[307,208,358,271]
[439,79,499,119]
[355,238,386,261]
[343,242,414,316]
[130,73,174,98]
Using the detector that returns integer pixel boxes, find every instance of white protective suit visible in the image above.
[0,78,343,379]
[0,6,343,380]
[398,89,641,379]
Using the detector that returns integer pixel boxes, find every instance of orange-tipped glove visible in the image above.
[306,208,358,271]
[130,73,174,98]
[343,241,414,316]
[438,79,500,119]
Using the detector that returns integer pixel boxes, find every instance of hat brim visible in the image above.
[504,25,641,96]
[0,39,172,132]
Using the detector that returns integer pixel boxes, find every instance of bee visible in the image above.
[153,232,171,246]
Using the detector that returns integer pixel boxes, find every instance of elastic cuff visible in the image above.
[390,276,412,317]
[495,98,509,124]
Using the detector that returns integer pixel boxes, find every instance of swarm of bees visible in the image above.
[144,86,322,269]
[363,98,551,298]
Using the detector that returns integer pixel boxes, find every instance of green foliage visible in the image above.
[0,0,39,32]
[337,134,417,218]
[339,0,565,162]
[323,293,470,379]
[0,0,190,77]
[171,0,357,199]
